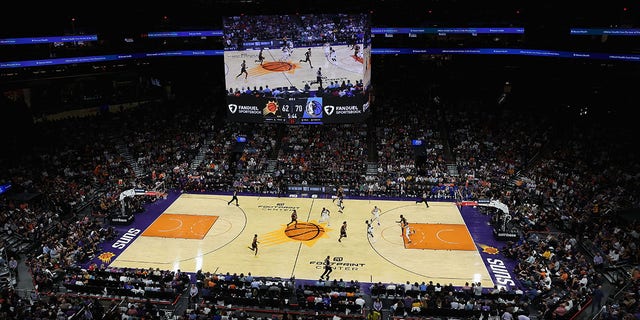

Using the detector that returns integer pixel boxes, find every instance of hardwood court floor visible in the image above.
[224,44,366,92]
[107,194,495,288]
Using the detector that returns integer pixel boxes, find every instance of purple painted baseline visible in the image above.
[458,205,522,291]
[87,191,180,269]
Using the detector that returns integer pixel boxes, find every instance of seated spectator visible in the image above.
[552,303,567,319]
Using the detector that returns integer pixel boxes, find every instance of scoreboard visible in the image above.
[226,95,369,124]
[223,12,371,125]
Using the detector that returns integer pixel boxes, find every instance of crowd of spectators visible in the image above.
[227,78,368,100]
[223,13,366,51]
[0,68,639,320]
[274,124,368,189]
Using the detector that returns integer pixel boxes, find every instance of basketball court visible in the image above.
[224,44,368,92]
[92,192,517,290]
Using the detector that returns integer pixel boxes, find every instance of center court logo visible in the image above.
[285,222,327,241]
[228,104,238,114]
[260,221,331,247]
[324,105,335,116]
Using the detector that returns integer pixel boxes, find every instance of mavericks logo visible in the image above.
[324,105,335,116]
[306,99,323,118]
[228,104,238,114]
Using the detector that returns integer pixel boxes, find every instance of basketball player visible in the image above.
[336,196,344,213]
[366,220,375,243]
[299,48,313,68]
[396,215,408,236]
[403,223,414,244]
[416,191,429,207]
[348,34,357,49]
[248,234,259,255]
[371,206,381,226]
[329,47,337,62]
[280,45,292,61]
[319,207,331,226]
[255,48,265,65]
[287,209,298,228]
[235,60,248,79]
[338,221,347,242]
[227,188,239,206]
[320,255,332,280]
[311,67,323,88]
[284,37,294,52]
[333,186,344,203]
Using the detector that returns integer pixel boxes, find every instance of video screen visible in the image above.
[223,13,371,124]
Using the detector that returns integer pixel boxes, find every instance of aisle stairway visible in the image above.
[190,132,216,171]
[266,159,278,174]
[116,143,145,179]
[447,163,459,177]
[366,162,378,176]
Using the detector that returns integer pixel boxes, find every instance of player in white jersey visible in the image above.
[280,46,293,61]
[323,42,331,57]
[403,223,415,244]
[371,206,381,226]
[319,207,331,226]
[329,47,337,62]
[366,220,375,243]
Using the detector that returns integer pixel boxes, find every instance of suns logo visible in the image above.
[478,243,500,255]
[263,101,278,115]
[284,222,326,241]
[260,221,331,248]
[98,252,116,264]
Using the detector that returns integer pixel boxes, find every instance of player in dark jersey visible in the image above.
[235,60,248,79]
[320,255,332,280]
[311,67,323,88]
[287,209,298,228]
[228,188,239,206]
[336,196,345,213]
[333,186,344,203]
[338,221,347,242]
[255,48,265,65]
[248,234,259,255]
[299,48,313,68]
[416,191,430,207]
[396,215,408,236]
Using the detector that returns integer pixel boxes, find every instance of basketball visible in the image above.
[285,222,324,241]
